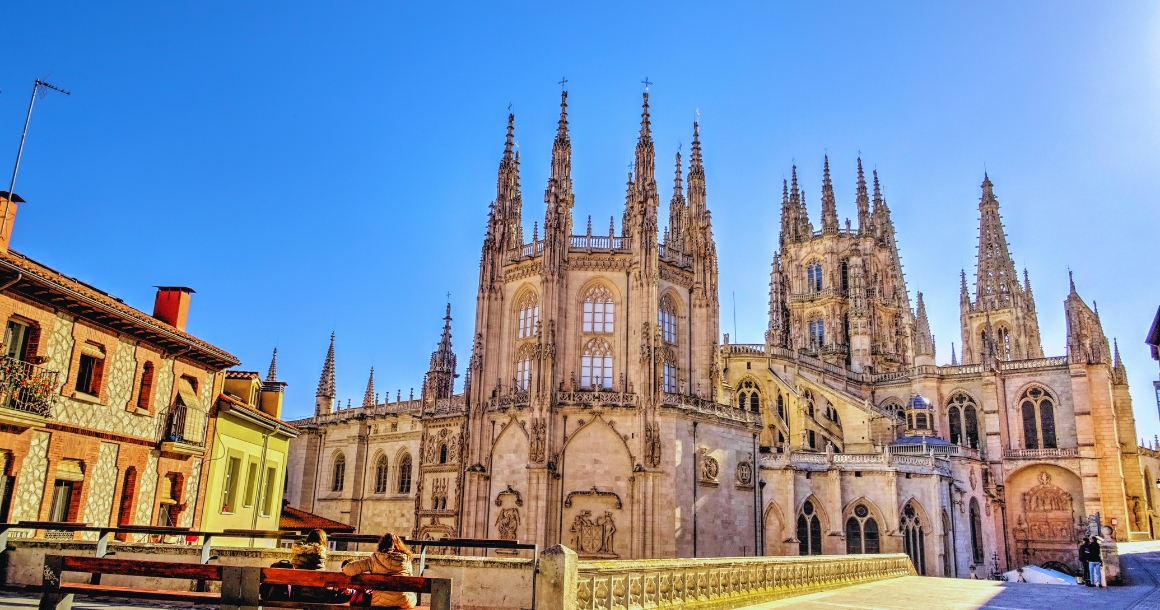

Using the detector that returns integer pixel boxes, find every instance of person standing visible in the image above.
[1087,537,1104,588]
[1079,537,1093,586]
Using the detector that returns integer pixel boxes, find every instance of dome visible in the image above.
[906,395,930,410]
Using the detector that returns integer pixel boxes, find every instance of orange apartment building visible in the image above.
[0,192,238,536]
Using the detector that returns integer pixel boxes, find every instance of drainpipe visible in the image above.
[752,433,759,555]
[947,479,957,577]
[0,272,22,292]
[759,480,766,555]
[249,432,271,546]
[692,421,698,558]
[484,419,497,552]
[557,416,567,548]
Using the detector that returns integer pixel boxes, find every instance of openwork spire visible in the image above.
[668,151,687,250]
[820,155,838,233]
[316,332,336,399]
[427,303,458,400]
[973,173,1018,310]
[633,92,656,196]
[362,367,376,407]
[914,292,934,357]
[855,158,871,233]
[548,91,572,196]
[266,348,278,382]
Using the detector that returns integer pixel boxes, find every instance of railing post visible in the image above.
[38,555,72,610]
[90,528,112,585]
[200,534,213,564]
[535,544,576,610]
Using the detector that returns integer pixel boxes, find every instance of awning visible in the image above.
[81,343,105,359]
[176,377,200,410]
[56,459,84,482]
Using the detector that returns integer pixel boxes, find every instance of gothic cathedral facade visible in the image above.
[285,91,1154,577]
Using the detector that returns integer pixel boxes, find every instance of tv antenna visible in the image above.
[4,79,70,243]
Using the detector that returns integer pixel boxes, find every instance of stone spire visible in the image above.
[1065,274,1110,365]
[266,348,278,382]
[820,155,838,233]
[779,178,792,248]
[914,292,935,363]
[973,173,1019,310]
[362,367,375,407]
[950,343,958,366]
[1113,339,1128,385]
[542,90,574,276]
[427,303,458,400]
[767,254,789,349]
[315,332,336,416]
[855,158,871,234]
[667,150,687,252]
[496,113,523,249]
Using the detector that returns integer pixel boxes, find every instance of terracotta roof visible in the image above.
[280,505,354,532]
[226,370,261,379]
[216,393,299,433]
[0,249,238,369]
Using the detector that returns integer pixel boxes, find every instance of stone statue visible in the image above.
[496,507,520,541]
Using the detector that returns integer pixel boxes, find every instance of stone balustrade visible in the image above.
[760,450,954,476]
[1003,447,1080,460]
[535,546,915,610]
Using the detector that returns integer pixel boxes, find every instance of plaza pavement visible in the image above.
[4,541,1160,609]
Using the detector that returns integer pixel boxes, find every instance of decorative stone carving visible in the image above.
[570,509,617,558]
[564,486,623,509]
[643,422,662,468]
[698,448,719,486]
[969,468,978,491]
[495,484,523,507]
[496,507,520,541]
[530,419,546,463]
[736,452,754,488]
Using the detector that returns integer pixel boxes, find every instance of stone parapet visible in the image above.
[563,551,915,609]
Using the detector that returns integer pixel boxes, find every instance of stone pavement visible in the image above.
[741,541,1160,610]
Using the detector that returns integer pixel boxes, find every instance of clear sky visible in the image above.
[3,2,1159,433]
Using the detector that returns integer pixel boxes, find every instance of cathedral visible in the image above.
[284,91,1156,578]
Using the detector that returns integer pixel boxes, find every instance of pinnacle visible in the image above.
[362,367,376,407]
[504,113,515,158]
[690,121,702,167]
[266,347,278,382]
[556,90,569,142]
[640,92,651,139]
[316,332,336,399]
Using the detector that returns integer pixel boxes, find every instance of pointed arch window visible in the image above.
[998,326,1012,361]
[776,392,786,420]
[374,455,389,494]
[807,262,823,292]
[516,292,540,339]
[737,380,760,413]
[900,502,926,575]
[845,503,880,554]
[1020,387,1057,449]
[804,390,815,418]
[515,344,534,391]
[331,453,346,492]
[582,286,614,334]
[797,500,823,555]
[580,338,613,389]
[397,453,412,494]
[658,295,677,344]
[969,498,984,564]
[947,393,980,449]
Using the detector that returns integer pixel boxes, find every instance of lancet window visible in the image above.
[845,503,880,554]
[737,380,760,413]
[797,500,823,555]
[998,326,1012,361]
[947,393,980,449]
[1020,386,1057,449]
[807,262,823,292]
[331,453,346,493]
[809,319,825,347]
[516,292,539,339]
[514,344,534,391]
[900,502,926,575]
[580,338,613,389]
[659,295,677,344]
[582,286,614,333]
[969,498,984,564]
[374,455,389,494]
[397,453,412,494]
[840,259,849,292]
[776,392,786,420]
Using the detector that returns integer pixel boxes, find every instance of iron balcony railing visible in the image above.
[159,402,208,448]
[0,355,59,418]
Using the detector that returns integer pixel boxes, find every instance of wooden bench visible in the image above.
[39,554,451,610]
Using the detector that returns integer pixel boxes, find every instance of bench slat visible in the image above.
[59,582,221,603]
[61,556,223,580]
[261,567,432,593]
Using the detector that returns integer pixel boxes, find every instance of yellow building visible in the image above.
[200,354,297,546]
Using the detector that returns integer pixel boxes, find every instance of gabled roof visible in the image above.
[279,505,354,532]
[0,249,238,369]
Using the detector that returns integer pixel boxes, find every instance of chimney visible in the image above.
[0,191,24,254]
[153,287,195,331]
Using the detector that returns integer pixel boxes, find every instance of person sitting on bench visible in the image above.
[341,532,416,608]
[289,529,348,603]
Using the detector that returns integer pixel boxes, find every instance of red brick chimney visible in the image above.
[0,191,24,254]
[153,287,195,331]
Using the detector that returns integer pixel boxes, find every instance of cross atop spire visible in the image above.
[641,77,652,91]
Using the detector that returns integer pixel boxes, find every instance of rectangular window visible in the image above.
[580,355,613,389]
[583,302,593,332]
[221,457,240,513]
[243,461,258,507]
[261,466,277,517]
[808,430,817,450]
[663,363,677,393]
[4,320,29,361]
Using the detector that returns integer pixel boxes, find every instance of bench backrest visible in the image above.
[261,567,433,593]
[59,555,222,581]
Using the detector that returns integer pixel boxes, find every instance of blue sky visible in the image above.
[3,2,1159,433]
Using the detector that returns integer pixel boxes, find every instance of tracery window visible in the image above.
[807,262,823,292]
[516,292,540,339]
[845,503,880,554]
[331,453,346,492]
[397,453,412,494]
[580,338,613,389]
[515,344,534,391]
[663,362,677,393]
[900,502,926,575]
[808,319,825,347]
[1020,387,1057,449]
[737,380,760,413]
[374,455,389,494]
[776,393,786,420]
[947,393,980,449]
[658,295,677,344]
[797,500,823,555]
[582,286,614,334]
[998,326,1012,361]
[969,498,984,564]
[804,390,815,418]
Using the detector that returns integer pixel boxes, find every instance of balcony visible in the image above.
[1003,447,1079,460]
[0,356,59,428]
[158,402,208,455]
